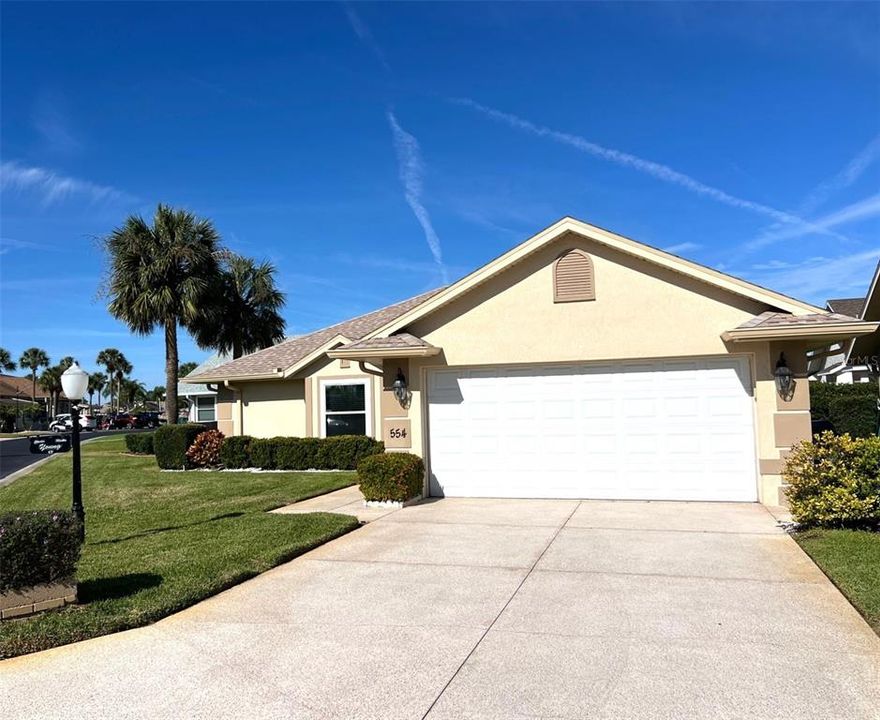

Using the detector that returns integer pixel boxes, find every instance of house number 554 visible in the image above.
[389,427,407,439]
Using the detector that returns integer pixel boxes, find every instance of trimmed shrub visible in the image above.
[319,436,384,470]
[0,510,82,591]
[220,435,253,469]
[274,437,318,470]
[810,381,878,438]
[186,430,225,468]
[124,432,154,455]
[358,452,425,503]
[154,423,206,470]
[241,435,384,471]
[783,431,880,529]
[250,438,278,470]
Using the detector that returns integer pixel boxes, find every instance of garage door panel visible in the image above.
[427,358,757,501]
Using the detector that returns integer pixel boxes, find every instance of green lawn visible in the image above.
[794,528,880,634]
[0,436,359,659]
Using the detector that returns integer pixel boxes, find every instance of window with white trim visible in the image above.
[321,379,370,437]
[196,396,216,422]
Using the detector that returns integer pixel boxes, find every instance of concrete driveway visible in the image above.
[2,498,879,719]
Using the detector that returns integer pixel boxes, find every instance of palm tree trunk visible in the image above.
[233,338,243,360]
[165,318,179,424]
[31,371,36,403]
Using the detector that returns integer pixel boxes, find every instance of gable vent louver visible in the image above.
[553,249,595,303]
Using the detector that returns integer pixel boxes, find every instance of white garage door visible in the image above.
[427,358,757,501]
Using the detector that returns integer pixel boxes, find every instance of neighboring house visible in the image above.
[811,298,870,383]
[178,354,231,425]
[0,374,50,407]
[810,261,880,384]
[187,217,877,506]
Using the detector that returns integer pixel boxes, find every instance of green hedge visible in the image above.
[249,438,277,470]
[219,435,253,469]
[810,382,878,438]
[358,452,425,503]
[153,423,207,469]
[124,432,154,455]
[222,435,384,471]
[783,431,880,529]
[0,510,83,591]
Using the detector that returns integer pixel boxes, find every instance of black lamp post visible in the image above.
[61,361,89,541]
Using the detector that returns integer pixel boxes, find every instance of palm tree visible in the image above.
[193,253,286,359]
[118,378,145,410]
[96,349,131,413]
[40,358,75,417]
[18,347,49,403]
[113,358,133,412]
[103,204,221,424]
[88,372,108,410]
[179,361,198,377]
[147,385,165,413]
[0,347,16,372]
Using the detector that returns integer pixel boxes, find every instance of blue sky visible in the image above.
[1,2,879,387]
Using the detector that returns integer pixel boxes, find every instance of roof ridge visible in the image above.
[186,285,446,381]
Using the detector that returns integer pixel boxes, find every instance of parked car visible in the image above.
[107,413,135,429]
[48,413,96,432]
[133,412,164,429]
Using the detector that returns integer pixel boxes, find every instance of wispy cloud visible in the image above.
[0,237,59,255]
[0,161,133,206]
[452,97,841,241]
[387,111,449,284]
[746,192,880,251]
[736,248,880,303]
[800,134,880,215]
[343,3,391,72]
[663,241,701,255]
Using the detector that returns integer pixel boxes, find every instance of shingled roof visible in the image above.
[826,298,864,318]
[735,311,861,329]
[186,288,444,382]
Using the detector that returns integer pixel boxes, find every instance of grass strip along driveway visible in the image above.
[795,528,880,635]
[0,437,359,659]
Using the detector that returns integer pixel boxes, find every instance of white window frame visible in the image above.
[319,378,372,438]
[195,395,216,422]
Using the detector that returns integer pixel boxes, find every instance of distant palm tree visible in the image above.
[103,204,221,424]
[0,347,16,372]
[193,253,286,359]
[88,372,108,410]
[96,349,131,413]
[40,357,76,417]
[19,347,49,403]
[178,361,198,377]
[119,378,146,410]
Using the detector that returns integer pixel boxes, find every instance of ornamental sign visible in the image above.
[29,435,71,455]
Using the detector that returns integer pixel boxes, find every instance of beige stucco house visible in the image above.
[187,217,878,506]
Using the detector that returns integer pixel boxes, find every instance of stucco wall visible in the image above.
[238,380,307,438]
[408,235,769,365]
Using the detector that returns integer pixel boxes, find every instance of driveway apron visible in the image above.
[1,498,878,720]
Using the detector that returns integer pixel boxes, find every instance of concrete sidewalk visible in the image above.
[271,484,395,523]
[2,498,878,719]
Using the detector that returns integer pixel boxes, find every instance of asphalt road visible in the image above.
[0,430,140,482]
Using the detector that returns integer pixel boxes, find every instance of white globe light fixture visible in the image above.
[60,360,89,541]
[61,361,89,402]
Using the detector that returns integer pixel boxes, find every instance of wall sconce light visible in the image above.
[774,352,794,400]
[392,368,410,408]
